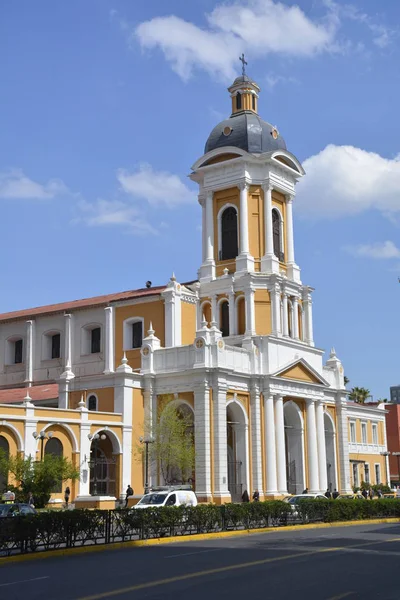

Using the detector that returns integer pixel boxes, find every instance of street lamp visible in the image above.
[139,436,155,494]
[88,433,106,496]
[32,430,54,461]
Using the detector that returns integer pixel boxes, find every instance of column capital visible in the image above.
[286,193,295,204]
[274,393,284,401]
[205,189,214,200]
[262,182,273,192]
[238,180,249,192]
[198,194,206,207]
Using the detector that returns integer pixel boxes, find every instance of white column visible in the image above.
[62,313,74,377]
[264,395,278,494]
[270,283,282,336]
[201,196,206,263]
[336,395,352,493]
[302,288,314,346]
[292,297,299,340]
[194,384,212,501]
[103,306,115,374]
[250,385,263,495]
[285,194,301,282]
[245,286,255,335]
[77,406,91,498]
[200,190,215,280]
[275,395,287,494]
[25,320,34,385]
[229,290,236,336]
[316,401,328,493]
[211,294,218,326]
[306,399,320,493]
[282,293,289,337]
[23,398,37,459]
[261,183,279,273]
[236,183,254,273]
[162,277,182,347]
[213,381,230,500]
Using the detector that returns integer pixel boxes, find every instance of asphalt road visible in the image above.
[1,522,400,600]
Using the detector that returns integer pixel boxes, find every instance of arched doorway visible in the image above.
[227,401,249,502]
[324,413,337,492]
[158,401,195,486]
[0,436,9,492]
[284,402,305,495]
[45,437,63,493]
[89,432,117,496]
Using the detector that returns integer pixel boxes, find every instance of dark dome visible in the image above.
[205,112,286,155]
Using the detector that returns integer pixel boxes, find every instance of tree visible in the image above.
[0,451,80,508]
[348,387,371,404]
[144,402,195,486]
[344,376,350,387]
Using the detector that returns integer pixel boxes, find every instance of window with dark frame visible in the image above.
[51,333,61,359]
[14,339,23,364]
[88,395,97,411]
[272,209,283,261]
[220,302,230,337]
[252,95,256,110]
[132,321,143,349]
[236,92,242,110]
[91,328,101,354]
[221,207,238,260]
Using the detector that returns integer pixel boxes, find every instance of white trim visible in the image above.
[217,203,239,262]
[40,422,79,453]
[81,322,102,356]
[91,427,122,454]
[0,421,24,451]
[123,317,144,351]
[42,329,62,361]
[349,420,356,443]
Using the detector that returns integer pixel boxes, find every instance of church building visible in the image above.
[0,69,389,506]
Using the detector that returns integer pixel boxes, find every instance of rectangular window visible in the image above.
[375,464,381,484]
[14,339,23,364]
[364,463,370,484]
[350,422,356,443]
[51,333,61,359]
[352,463,359,487]
[372,424,378,445]
[91,328,101,354]
[361,423,367,444]
[132,322,143,349]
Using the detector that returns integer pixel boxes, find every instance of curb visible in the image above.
[2,517,399,565]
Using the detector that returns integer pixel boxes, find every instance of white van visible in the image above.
[134,487,197,509]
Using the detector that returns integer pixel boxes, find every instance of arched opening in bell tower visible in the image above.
[220,206,238,260]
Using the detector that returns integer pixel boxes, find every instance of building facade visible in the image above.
[0,72,389,505]
[390,385,400,404]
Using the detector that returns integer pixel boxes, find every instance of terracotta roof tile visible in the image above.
[0,384,58,404]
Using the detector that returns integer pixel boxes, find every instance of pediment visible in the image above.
[273,359,327,385]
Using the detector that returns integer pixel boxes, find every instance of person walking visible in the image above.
[332,489,339,499]
[125,484,134,508]
[242,489,250,503]
[64,486,71,508]
[27,491,35,507]
[369,488,374,500]
[252,490,260,502]
[325,489,331,499]
[362,488,368,499]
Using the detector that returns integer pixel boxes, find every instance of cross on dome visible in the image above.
[239,53,248,76]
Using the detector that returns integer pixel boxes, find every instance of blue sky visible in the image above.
[1,0,399,399]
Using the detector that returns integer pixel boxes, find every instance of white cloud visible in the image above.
[117,163,195,207]
[135,0,339,81]
[0,168,68,199]
[296,145,400,218]
[346,241,400,260]
[76,198,158,236]
[266,73,299,89]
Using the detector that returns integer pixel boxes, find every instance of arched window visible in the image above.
[0,436,9,492]
[221,207,238,260]
[272,209,282,261]
[252,95,256,111]
[220,301,229,337]
[88,395,98,411]
[45,437,63,492]
[236,92,242,110]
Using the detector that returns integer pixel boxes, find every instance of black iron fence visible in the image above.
[1,499,400,558]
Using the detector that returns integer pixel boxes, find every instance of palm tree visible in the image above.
[348,387,371,404]
[344,376,350,387]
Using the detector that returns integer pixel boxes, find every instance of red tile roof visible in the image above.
[0,285,167,323]
[0,384,58,404]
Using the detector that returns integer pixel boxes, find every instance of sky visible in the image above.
[1,0,399,399]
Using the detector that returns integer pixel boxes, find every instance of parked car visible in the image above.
[0,503,37,517]
[337,494,365,500]
[134,486,197,509]
[283,494,328,519]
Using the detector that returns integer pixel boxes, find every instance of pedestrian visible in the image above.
[27,491,35,508]
[362,488,368,499]
[125,484,134,508]
[377,489,383,499]
[325,489,331,499]
[242,489,250,503]
[332,489,339,499]
[252,490,260,502]
[64,486,71,508]
[369,488,373,500]
[302,488,309,494]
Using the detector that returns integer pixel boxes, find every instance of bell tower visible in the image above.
[190,61,313,346]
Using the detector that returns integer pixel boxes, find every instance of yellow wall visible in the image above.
[115,299,165,370]
[279,364,321,384]
[213,187,240,270]
[349,454,387,485]
[249,185,264,268]
[181,300,196,345]
[69,388,115,412]
[254,289,271,336]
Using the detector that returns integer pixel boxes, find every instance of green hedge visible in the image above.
[295,498,400,523]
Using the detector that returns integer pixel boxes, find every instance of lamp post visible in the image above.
[32,430,54,461]
[139,436,154,494]
[88,433,106,496]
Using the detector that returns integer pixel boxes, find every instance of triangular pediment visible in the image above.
[273,359,327,385]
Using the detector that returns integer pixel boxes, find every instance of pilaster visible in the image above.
[306,399,320,493]
[250,383,263,496]
[285,194,301,283]
[103,306,115,374]
[236,182,255,273]
[212,378,231,503]
[261,183,279,274]
[274,395,287,494]
[60,313,74,381]
[24,320,34,385]
[316,401,328,492]
[264,394,278,495]
[162,274,182,347]
[200,190,216,281]
[194,383,212,502]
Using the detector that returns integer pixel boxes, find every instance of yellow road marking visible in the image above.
[74,536,400,600]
